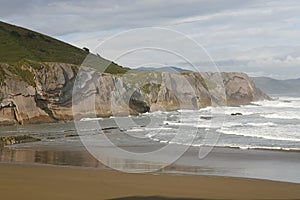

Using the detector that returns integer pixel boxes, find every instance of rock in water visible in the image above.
[200,116,213,120]
[231,113,243,116]
[0,135,41,145]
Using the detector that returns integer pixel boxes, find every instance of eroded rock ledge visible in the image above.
[0,62,270,125]
[0,135,41,145]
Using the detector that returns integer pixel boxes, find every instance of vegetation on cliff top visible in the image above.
[0,21,129,74]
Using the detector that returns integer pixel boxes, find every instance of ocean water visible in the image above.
[97,96,300,152]
[1,95,300,182]
[1,96,299,152]
[58,95,300,156]
[69,96,300,152]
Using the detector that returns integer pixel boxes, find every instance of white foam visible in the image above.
[246,122,277,127]
[163,121,212,128]
[178,109,198,113]
[217,127,300,142]
[276,96,300,101]
[215,144,300,151]
[223,122,244,128]
[145,127,173,131]
[254,98,300,108]
[147,137,300,151]
[79,117,103,122]
[159,140,169,143]
[199,106,213,111]
[145,132,157,137]
[130,127,175,138]
[126,128,145,132]
[163,121,189,126]
[225,110,254,116]
[147,132,300,152]
[149,110,169,115]
[261,113,300,120]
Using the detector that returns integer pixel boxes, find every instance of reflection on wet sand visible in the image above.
[0,147,103,168]
[2,135,300,183]
[0,146,162,172]
[0,146,217,174]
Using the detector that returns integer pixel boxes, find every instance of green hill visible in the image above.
[0,21,128,74]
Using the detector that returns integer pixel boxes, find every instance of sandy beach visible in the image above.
[1,164,300,200]
[1,115,300,199]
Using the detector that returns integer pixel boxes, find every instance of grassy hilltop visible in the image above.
[0,21,128,74]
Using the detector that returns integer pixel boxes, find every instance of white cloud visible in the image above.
[1,0,300,79]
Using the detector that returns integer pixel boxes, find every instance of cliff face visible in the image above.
[0,63,270,125]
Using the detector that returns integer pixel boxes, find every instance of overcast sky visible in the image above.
[1,0,300,79]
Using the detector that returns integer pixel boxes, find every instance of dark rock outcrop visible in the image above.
[200,116,213,120]
[0,135,41,145]
[231,113,243,116]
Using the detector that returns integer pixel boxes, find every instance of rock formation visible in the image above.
[0,62,270,125]
[0,135,41,146]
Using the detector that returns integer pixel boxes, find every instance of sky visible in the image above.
[1,0,300,79]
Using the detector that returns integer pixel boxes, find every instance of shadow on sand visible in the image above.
[110,197,208,200]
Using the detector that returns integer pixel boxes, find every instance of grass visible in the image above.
[205,79,217,90]
[198,75,209,90]
[4,60,36,86]
[180,72,190,76]
[0,21,87,65]
[123,71,162,85]
[0,21,128,74]
[141,83,161,95]
[181,72,209,90]
[141,84,151,94]
[82,54,129,74]
[0,66,5,86]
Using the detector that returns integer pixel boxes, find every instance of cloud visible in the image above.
[1,0,300,79]
[0,0,257,35]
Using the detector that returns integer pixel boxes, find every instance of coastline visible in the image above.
[1,163,300,200]
[2,140,300,184]
[0,14,299,200]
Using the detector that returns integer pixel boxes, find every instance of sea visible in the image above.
[79,95,300,152]
[1,95,300,183]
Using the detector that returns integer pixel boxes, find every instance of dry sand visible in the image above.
[1,164,300,200]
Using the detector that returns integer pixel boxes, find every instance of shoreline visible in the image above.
[2,143,300,184]
[2,118,300,154]
[1,161,300,185]
[1,163,300,200]
[2,136,300,154]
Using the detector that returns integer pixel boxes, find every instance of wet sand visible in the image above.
[2,142,300,183]
[1,164,300,200]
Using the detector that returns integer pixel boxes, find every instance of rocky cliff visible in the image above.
[0,62,270,125]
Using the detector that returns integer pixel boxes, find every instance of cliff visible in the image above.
[0,62,270,125]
